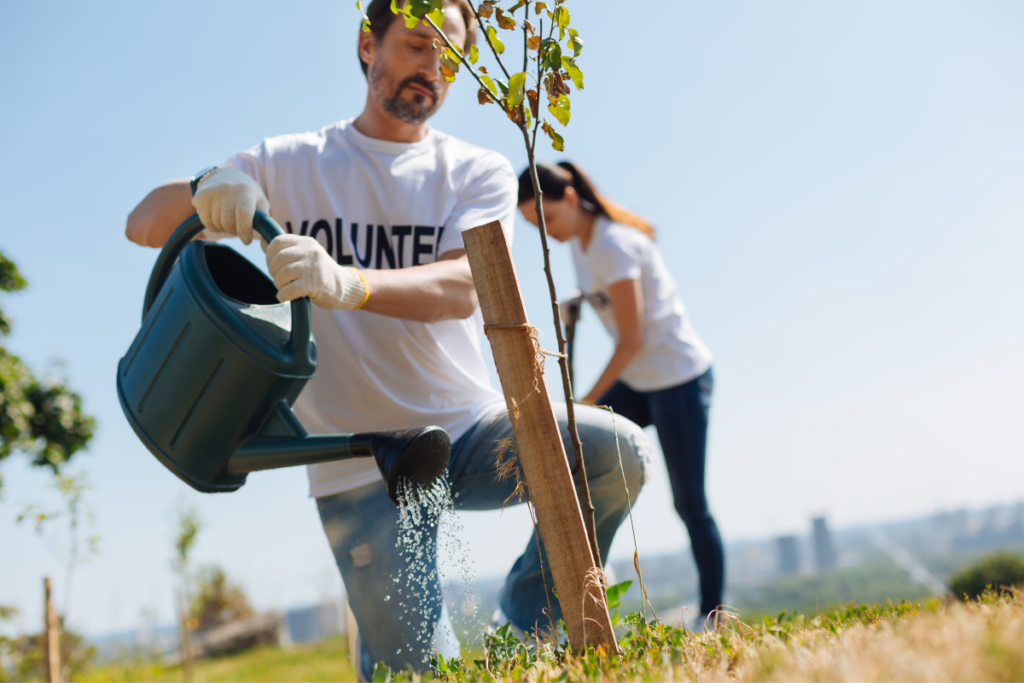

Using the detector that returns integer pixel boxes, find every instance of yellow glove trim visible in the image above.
[353,269,370,310]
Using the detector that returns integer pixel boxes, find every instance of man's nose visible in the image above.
[419,46,443,81]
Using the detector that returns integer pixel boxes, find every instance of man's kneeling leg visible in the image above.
[317,482,458,678]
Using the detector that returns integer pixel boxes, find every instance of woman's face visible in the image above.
[518,194,578,243]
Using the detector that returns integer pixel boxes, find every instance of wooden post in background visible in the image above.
[43,577,60,683]
[177,591,194,682]
[464,221,618,653]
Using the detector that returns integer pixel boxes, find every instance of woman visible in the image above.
[517,162,725,627]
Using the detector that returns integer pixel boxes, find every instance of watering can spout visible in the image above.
[225,401,450,503]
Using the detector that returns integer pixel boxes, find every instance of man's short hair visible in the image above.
[359,0,478,77]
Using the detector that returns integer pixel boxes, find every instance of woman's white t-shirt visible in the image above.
[571,217,712,392]
[223,119,514,498]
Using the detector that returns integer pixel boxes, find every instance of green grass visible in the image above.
[79,590,1024,682]
[82,636,357,683]
[731,558,934,623]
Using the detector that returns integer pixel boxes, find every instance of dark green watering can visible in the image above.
[117,211,449,503]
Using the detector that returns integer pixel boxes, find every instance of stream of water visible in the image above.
[393,477,479,664]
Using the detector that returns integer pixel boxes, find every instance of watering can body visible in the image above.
[117,212,449,501]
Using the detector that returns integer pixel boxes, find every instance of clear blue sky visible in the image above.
[1,0,1022,637]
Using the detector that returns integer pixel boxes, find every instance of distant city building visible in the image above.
[776,535,800,575]
[812,517,836,570]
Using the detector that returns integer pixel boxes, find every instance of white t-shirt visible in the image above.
[224,119,514,498]
[571,217,712,392]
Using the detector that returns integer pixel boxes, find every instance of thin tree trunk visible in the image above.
[520,128,602,571]
[44,577,60,683]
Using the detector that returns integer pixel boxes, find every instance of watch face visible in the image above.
[190,166,217,196]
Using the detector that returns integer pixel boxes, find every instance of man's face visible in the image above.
[364,6,468,125]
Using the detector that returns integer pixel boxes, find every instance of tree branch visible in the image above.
[464,1,512,80]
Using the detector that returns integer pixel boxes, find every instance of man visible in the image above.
[126,0,648,676]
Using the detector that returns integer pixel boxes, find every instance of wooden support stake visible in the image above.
[177,591,194,682]
[464,221,618,653]
[44,577,60,683]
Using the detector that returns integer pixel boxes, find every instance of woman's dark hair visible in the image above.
[517,162,656,240]
[359,0,477,77]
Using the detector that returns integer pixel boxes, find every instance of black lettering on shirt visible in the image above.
[285,220,309,236]
[335,219,353,265]
[375,225,396,269]
[352,223,373,268]
[309,219,332,256]
[392,226,412,267]
[436,226,446,256]
[412,226,435,266]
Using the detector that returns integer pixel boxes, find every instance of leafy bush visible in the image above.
[190,565,254,632]
[949,551,1024,600]
[0,250,95,496]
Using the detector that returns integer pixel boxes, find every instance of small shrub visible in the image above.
[949,552,1024,600]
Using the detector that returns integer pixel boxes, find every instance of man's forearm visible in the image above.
[126,179,194,247]
[360,251,478,323]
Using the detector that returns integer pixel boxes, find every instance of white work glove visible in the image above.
[558,289,584,326]
[266,235,369,310]
[191,168,269,245]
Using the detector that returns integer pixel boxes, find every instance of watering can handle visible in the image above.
[141,211,312,356]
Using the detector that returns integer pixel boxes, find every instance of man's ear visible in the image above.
[358,30,376,70]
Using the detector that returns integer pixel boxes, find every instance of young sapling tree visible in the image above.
[358,0,601,569]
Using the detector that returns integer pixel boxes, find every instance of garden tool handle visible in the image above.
[142,211,312,357]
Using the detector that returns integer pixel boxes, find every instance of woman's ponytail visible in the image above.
[517,162,656,240]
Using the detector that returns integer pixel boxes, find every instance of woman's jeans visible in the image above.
[316,403,649,677]
[599,367,724,616]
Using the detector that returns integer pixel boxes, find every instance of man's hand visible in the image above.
[266,235,369,310]
[191,168,269,245]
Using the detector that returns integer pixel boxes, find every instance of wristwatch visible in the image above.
[190,166,218,196]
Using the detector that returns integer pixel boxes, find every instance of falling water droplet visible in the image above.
[384,595,391,602]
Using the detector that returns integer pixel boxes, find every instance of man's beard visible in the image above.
[370,59,443,125]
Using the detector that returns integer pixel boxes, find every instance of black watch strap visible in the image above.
[190,166,218,197]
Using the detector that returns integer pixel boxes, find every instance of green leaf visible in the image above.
[469,44,479,64]
[426,6,444,26]
[486,25,505,54]
[494,78,509,96]
[561,55,583,89]
[540,37,562,71]
[406,0,432,17]
[508,71,527,107]
[440,47,460,82]
[356,0,371,31]
[0,252,27,294]
[371,661,390,683]
[553,5,569,37]
[479,74,499,98]
[547,93,570,125]
[605,580,633,610]
[542,121,564,152]
[553,5,570,27]
[567,27,584,57]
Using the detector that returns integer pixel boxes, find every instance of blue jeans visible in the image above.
[316,402,648,677]
[598,368,724,615]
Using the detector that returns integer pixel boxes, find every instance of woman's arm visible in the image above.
[582,278,644,404]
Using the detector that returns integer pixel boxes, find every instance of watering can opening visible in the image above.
[117,211,451,503]
[203,243,280,307]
